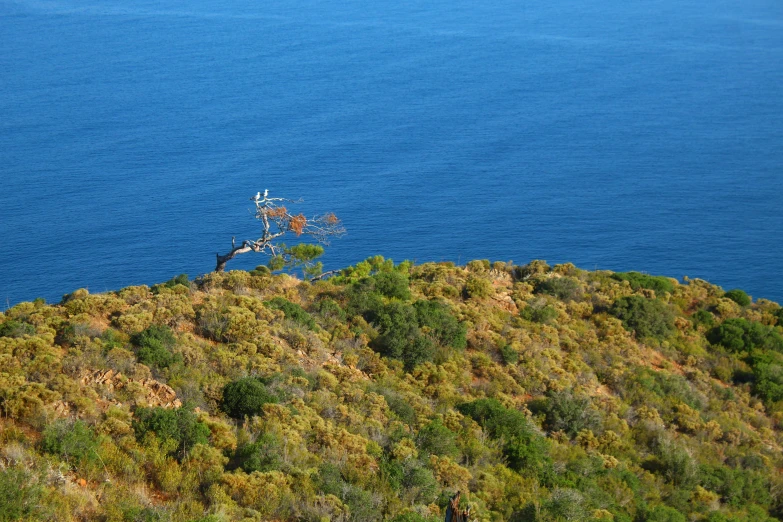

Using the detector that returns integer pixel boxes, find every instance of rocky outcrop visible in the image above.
[78,369,181,410]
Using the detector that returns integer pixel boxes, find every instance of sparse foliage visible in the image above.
[215,191,345,273]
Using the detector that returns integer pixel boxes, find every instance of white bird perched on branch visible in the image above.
[252,191,261,201]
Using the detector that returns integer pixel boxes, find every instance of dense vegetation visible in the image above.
[1,258,782,521]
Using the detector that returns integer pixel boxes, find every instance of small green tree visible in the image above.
[221,377,279,419]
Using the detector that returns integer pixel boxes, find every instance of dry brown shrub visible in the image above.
[266,206,288,218]
[288,214,307,236]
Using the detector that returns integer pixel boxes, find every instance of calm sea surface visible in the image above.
[1,0,782,305]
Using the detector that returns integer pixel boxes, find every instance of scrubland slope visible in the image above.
[1,258,782,522]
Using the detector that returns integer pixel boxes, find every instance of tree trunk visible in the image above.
[215,241,257,272]
[215,254,230,272]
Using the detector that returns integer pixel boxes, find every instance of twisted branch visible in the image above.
[215,191,345,272]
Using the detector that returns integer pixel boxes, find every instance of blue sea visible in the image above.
[1,0,782,306]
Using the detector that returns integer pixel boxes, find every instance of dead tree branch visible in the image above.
[215,190,345,273]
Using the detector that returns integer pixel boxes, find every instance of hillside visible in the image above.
[1,258,782,522]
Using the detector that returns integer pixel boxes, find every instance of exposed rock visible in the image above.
[79,369,181,410]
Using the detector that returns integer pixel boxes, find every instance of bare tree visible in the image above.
[215,190,345,273]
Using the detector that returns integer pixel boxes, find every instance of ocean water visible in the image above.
[1,0,782,306]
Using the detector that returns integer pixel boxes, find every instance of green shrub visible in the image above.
[389,513,429,522]
[707,318,783,353]
[640,505,687,522]
[265,297,317,330]
[132,407,209,456]
[344,485,383,521]
[532,390,602,437]
[458,398,550,476]
[622,367,704,410]
[40,419,101,470]
[699,465,772,510]
[773,307,783,327]
[315,465,385,520]
[101,328,126,353]
[315,298,346,322]
[337,255,395,282]
[344,279,385,319]
[457,398,531,440]
[609,295,675,339]
[373,271,411,300]
[414,299,467,350]
[503,431,552,477]
[0,319,35,338]
[464,275,493,299]
[612,271,675,295]
[650,439,699,488]
[221,377,279,419]
[401,335,437,371]
[376,389,417,425]
[315,463,345,497]
[534,277,582,301]
[544,488,586,522]
[691,309,716,329]
[416,419,459,458]
[379,456,404,492]
[250,264,272,277]
[234,432,283,472]
[0,468,41,521]
[401,464,438,504]
[132,324,179,368]
[152,274,189,294]
[748,351,783,404]
[520,302,558,324]
[371,302,435,371]
[724,289,751,306]
[500,343,519,365]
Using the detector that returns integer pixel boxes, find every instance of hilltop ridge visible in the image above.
[1,258,782,521]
